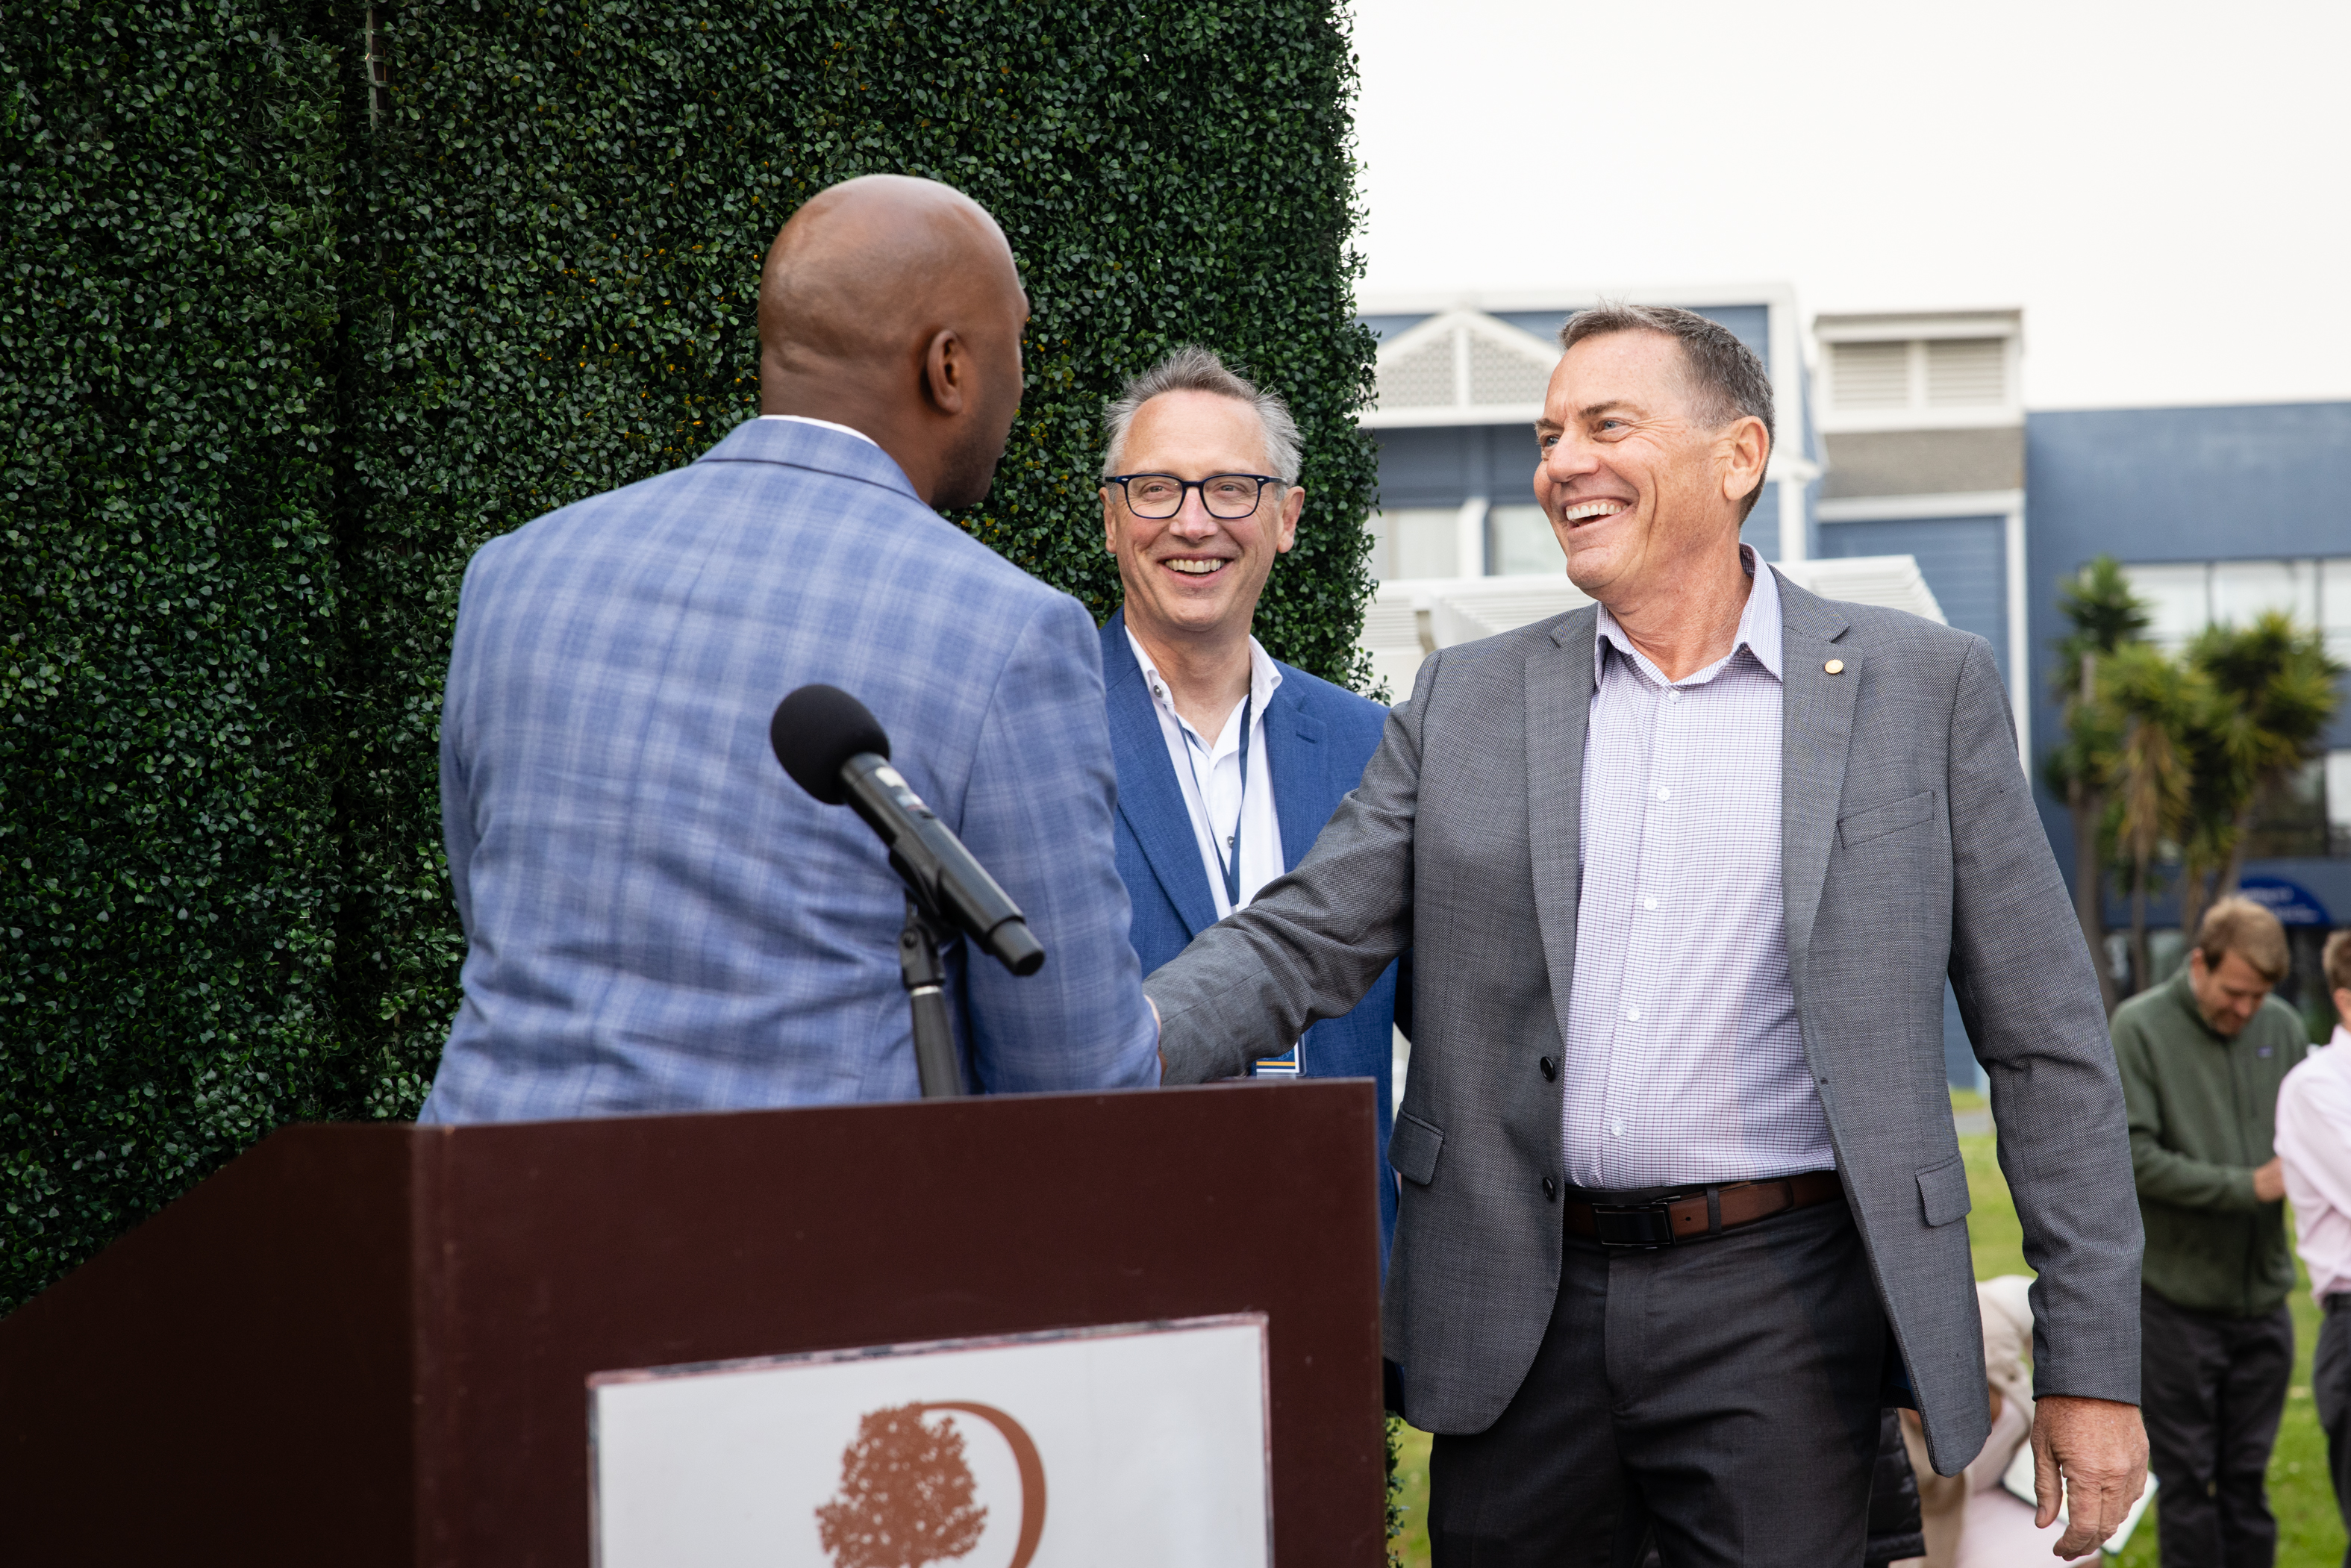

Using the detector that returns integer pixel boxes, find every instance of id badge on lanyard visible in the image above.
[1190,697,1301,1078]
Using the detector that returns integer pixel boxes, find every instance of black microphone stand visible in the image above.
[896,893,962,1098]
[769,685,1045,1101]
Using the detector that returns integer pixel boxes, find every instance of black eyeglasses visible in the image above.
[1103,472,1284,520]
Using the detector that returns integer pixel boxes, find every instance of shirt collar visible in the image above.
[1593,543,1784,687]
[756,413,878,448]
[1125,627,1281,749]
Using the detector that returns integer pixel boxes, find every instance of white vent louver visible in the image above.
[1468,334,1552,406]
[1830,341,1910,410]
[1377,337,1456,408]
[1369,311,1561,423]
[1924,338,2007,407]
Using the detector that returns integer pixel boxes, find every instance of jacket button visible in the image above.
[1542,1176,1558,1201]
[1539,1056,1558,1081]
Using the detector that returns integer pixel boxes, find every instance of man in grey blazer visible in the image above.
[1147,304,2147,1565]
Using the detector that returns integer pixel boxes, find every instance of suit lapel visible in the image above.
[1776,575,1859,1005]
[1529,607,1599,1051]
[1101,612,1223,937]
[1262,678,1327,873]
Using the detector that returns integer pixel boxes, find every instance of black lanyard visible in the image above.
[1182,694,1252,910]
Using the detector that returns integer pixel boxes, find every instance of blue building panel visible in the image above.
[1819,515,2010,687]
[2028,404,2351,566]
[1361,313,1431,344]
[1372,424,1544,510]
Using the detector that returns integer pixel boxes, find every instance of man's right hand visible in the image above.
[2031,1395,2148,1558]
[2254,1156,2286,1202]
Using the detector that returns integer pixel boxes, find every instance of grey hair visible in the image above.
[1099,345,1302,485]
[1561,302,1775,519]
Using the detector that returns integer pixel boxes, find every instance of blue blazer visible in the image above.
[1099,609,1405,1264]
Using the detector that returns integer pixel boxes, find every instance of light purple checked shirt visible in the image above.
[1561,548,1836,1189]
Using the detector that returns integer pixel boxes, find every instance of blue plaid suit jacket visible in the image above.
[419,417,1159,1122]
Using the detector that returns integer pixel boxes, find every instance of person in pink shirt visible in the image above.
[2276,927,2351,1564]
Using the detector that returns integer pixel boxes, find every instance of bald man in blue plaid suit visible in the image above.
[419,176,1158,1122]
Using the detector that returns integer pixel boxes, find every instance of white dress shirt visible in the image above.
[1127,629,1286,917]
[1561,549,1835,1189]
[756,413,878,446]
[2277,1025,2351,1303]
[1126,630,1296,1073]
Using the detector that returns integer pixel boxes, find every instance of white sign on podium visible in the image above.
[590,1313,1271,1568]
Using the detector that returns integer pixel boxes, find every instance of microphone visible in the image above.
[769,684,1046,976]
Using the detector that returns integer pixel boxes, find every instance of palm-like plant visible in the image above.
[2104,642,2203,996]
[2169,692,2248,946]
[2045,558,2150,1013]
[2181,611,2345,923]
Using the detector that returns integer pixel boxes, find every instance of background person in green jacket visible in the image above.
[2114,896,2305,1568]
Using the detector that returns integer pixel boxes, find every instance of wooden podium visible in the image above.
[0,1080,1384,1565]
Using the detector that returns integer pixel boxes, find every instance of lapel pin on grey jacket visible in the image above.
[771,684,1046,1096]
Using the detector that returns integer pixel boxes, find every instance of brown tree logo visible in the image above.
[816,1401,1047,1568]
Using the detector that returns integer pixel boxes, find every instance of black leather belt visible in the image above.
[1564,1170,1845,1249]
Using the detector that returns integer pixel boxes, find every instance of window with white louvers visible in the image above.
[1829,340,1910,410]
[1377,337,1455,408]
[1370,314,1562,419]
[1925,338,2008,407]
[1468,334,1552,407]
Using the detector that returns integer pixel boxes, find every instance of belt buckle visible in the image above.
[1588,1201,1677,1249]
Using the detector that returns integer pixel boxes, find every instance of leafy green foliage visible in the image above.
[3,0,1377,1310]
[2052,555,2152,690]
[2171,612,2344,929]
[2046,558,2344,999]
[3,0,348,1311]
[2044,556,2147,840]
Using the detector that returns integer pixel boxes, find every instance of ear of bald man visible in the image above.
[756,175,1031,511]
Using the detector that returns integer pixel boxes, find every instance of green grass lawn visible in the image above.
[1386,1090,2347,1565]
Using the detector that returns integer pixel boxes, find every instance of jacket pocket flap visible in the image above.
[1388,1112,1444,1187]
[1917,1154,1971,1227]
[1838,790,1936,850]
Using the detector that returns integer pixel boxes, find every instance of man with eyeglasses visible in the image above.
[1096,345,1405,1266]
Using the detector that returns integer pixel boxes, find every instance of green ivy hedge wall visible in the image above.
[2,0,351,1313]
[3,0,1377,1309]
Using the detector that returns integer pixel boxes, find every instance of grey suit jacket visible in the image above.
[1146,573,2141,1474]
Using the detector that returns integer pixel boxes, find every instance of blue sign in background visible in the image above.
[2238,875,2333,927]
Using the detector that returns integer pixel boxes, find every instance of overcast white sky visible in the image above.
[1349,0,2351,410]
